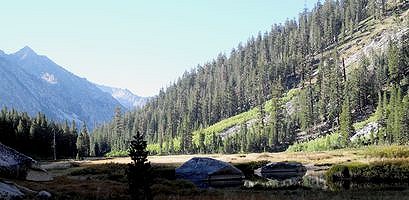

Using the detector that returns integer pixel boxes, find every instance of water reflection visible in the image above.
[244,167,409,192]
[244,169,324,189]
[327,180,409,191]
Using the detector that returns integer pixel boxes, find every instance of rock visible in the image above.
[36,191,52,199]
[254,162,306,180]
[0,181,25,200]
[175,157,244,187]
[350,122,379,142]
[344,28,409,67]
[0,143,53,182]
[26,169,53,182]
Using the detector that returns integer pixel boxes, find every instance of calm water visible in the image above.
[192,165,409,192]
[243,166,409,191]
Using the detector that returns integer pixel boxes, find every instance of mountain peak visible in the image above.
[13,46,38,59]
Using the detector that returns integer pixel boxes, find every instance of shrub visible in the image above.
[105,150,128,157]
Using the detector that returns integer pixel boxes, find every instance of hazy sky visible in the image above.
[0,0,316,97]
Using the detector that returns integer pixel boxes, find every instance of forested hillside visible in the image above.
[0,107,91,159]
[91,0,409,156]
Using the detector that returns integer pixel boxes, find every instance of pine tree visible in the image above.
[299,85,315,131]
[82,124,90,157]
[76,123,90,159]
[401,95,409,144]
[392,87,403,144]
[269,81,284,147]
[16,119,25,141]
[114,107,124,151]
[127,131,152,200]
[386,86,397,143]
[339,96,354,147]
[76,132,83,159]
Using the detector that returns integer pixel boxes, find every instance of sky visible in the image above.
[0,0,316,97]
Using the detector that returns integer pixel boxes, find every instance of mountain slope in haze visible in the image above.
[97,84,148,110]
[0,46,124,128]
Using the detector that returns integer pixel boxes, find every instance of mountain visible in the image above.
[96,84,148,110]
[0,46,124,129]
[91,1,409,155]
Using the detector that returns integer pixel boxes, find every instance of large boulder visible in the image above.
[0,180,51,200]
[0,143,52,182]
[254,162,306,180]
[175,157,244,187]
[0,181,25,200]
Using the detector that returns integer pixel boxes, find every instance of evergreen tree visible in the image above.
[76,123,90,159]
[401,95,409,144]
[269,81,284,147]
[339,96,354,147]
[127,131,152,200]
[299,85,315,131]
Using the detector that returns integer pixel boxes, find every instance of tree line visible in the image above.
[0,107,91,159]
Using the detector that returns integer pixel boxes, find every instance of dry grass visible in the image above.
[15,176,130,200]
[76,146,409,169]
[81,150,363,167]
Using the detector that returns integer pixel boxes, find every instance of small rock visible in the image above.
[36,191,52,199]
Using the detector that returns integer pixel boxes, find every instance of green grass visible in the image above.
[287,131,342,152]
[353,112,379,130]
[326,160,409,182]
[360,145,409,158]
[105,150,129,157]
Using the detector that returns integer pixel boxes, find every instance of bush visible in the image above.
[105,150,128,157]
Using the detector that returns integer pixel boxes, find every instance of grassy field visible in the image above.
[86,145,409,166]
[13,146,409,200]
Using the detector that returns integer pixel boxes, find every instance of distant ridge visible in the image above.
[97,84,149,110]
